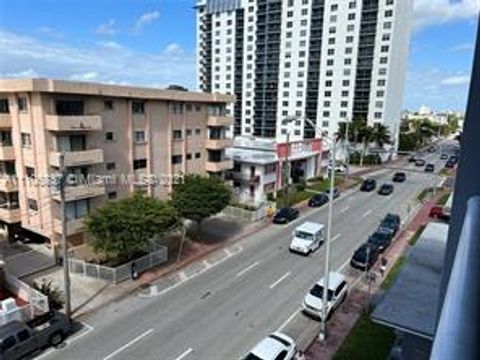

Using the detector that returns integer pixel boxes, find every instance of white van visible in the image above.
[289,222,325,255]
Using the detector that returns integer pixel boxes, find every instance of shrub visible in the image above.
[32,279,64,310]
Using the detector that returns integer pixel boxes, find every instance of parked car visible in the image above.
[360,179,377,192]
[449,155,459,164]
[367,231,392,252]
[445,161,455,169]
[308,193,329,208]
[380,213,401,234]
[440,154,448,160]
[324,187,340,199]
[428,146,437,153]
[425,163,435,172]
[302,272,348,320]
[415,159,426,167]
[429,206,451,221]
[350,243,381,271]
[378,183,394,196]
[408,156,417,163]
[289,222,324,255]
[273,207,299,224]
[242,332,297,360]
[0,311,70,360]
[327,163,348,174]
[392,172,406,183]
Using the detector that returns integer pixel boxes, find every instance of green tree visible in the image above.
[85,192,179,260]
[371,123,391,148]
[32,279,64,310]
[171,174,231,228]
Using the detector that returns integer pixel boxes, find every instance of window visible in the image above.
[375,112,382,119]
[1,336,16,351]
[342,90,349,97]
[340,111,347,118]
[325,80,332,87]
[341,101,348,108]
[385,10,393,17]
[349,2,356,9]
[384,21,392,29]
[195,152,201,159]
[327,49,335,55]
[18,97,27,112]
[26,167,35,179]
[323,111,330,117]
[382,33,391,41]
[28,199,38,212]
[66,199,89,221]
[380,57,388,64]
[322,121,329,127]
[186,153,192,160]
[186,104,192,112]
[379,68,387,75]
[195,128,201,136]
[195,104,202,112]
[186,129,192,138]
[104,100,113,110]
[21,133,31,147]
[106,162,116,170]
[172,155,182,164]
[381,45,389,53]
[345,47,353,54]
[133,159,147,170]
[105,132,114,142]
[16,330,30,343]
[132,101,145,114]
[344,58,352,65]
[328,38,335,45]
[326,59,334,66]
[342,80,350,86]
[377,79,386,86]
[331,4,338,11]
[347,24,355,32]
[173,130,182,140]
[0,99,9,114]
[325,91,332,97]
[134,130,146,143]
[348,13,355,20]
[108,192,117,200]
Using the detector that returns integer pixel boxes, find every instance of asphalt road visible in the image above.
[40,144,453,360]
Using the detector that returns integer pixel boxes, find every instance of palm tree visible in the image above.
[359,125,374,167]
[371,123,391,148]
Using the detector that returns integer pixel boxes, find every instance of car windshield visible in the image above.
[269,334,291,347]
[314,194,326,201]
[385,214,398,223]
[295,230,314,241]
[310,284,334,300]
[243,354,263,360]
[277,208,290,216]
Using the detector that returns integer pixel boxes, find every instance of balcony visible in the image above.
[0,177,18,192]
[53,184,106,202]
[0,146,15,161]
[205,159,233,173]
[206,138,233,149]
[45,115,102,132]
[207,115,234,127]
[0,208,21,224]
[0,114,12,128]
[49,149,104,167]
[53,217,85,236]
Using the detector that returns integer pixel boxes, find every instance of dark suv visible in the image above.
[425,163,435,172]
[360,179,377,192]
[379,213,401,236]
[367,231,392,252]
[392,172,406,182]
[350,243,380,271]
[273,207,299,224]
[308,193,329,208]
[378,183,394,196]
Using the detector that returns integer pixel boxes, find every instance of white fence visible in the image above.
[0,272,49,326]
[222,202,276,222]
[68,246,168,284]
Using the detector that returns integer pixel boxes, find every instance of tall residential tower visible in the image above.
[197,0,413,143]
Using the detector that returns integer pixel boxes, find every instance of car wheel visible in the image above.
[49,332,64,346]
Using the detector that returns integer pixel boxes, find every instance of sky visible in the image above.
[0,0,478,112]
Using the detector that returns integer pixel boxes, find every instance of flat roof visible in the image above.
[295,221,324,233]
[372,222,449,339]
[0,78,234,104]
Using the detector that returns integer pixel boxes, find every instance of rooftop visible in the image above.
[0,78,234,104]
[372,222,449,339]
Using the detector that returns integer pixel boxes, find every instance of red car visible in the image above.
[429,206,450,221]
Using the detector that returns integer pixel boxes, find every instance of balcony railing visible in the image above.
[0,176,18,192]
[52,184,106,202]
[207,115,234,127]
[0,146,15,161]
[206,138,233,149]
[0,114,12,128]
[431,196,480,360]
[205,159,233,173]
[49,149,104,167]
[45,115,102,132]
[0,207,21,223]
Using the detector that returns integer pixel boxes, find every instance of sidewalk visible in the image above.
[305,195,442,359]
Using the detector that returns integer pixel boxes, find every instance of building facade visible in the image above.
[0,78,234,252]
[197,0,413,143]
[226,136,322,204]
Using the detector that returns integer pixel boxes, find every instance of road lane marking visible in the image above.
[236,261,260,277]
[173,348,194,360]
[269,272,291,289]
[103,329,154,360]
[363,209,373,218]
[338,258,351,273]
[339,206,350,213]
[331,233,341,243]
[277,308,301,332]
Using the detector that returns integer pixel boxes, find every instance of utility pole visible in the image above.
[283,131,290,207]
[320,135,336,342]
[365,245,371,314]
[345,121,350,177]
[59,153,71,322]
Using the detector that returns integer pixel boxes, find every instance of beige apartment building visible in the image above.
[0,78,234,253]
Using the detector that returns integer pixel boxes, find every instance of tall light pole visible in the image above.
[283,116,337,341]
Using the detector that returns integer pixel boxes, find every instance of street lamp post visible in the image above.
[283,116,337,342]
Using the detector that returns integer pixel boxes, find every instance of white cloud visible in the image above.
[164,43,183,56]
[414,0,480,30]
[441,75,471,85]
[449,42,475,52]
[38,26,64,39]
[134,11,160,33]
[0,30,196,89]
[96,19,116,35]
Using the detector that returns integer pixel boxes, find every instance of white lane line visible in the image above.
[339,206,350,213]
[203,260,211,268]
[363,209,373,218]
[236,261,260,277]
[338,258,351,273]
[269,272,291,289]
[103,329,154,360]
[173,348,194,360]
[277,308,301,332]
[331,233,341,243]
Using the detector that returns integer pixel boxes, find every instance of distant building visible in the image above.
[196,0,414,144]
